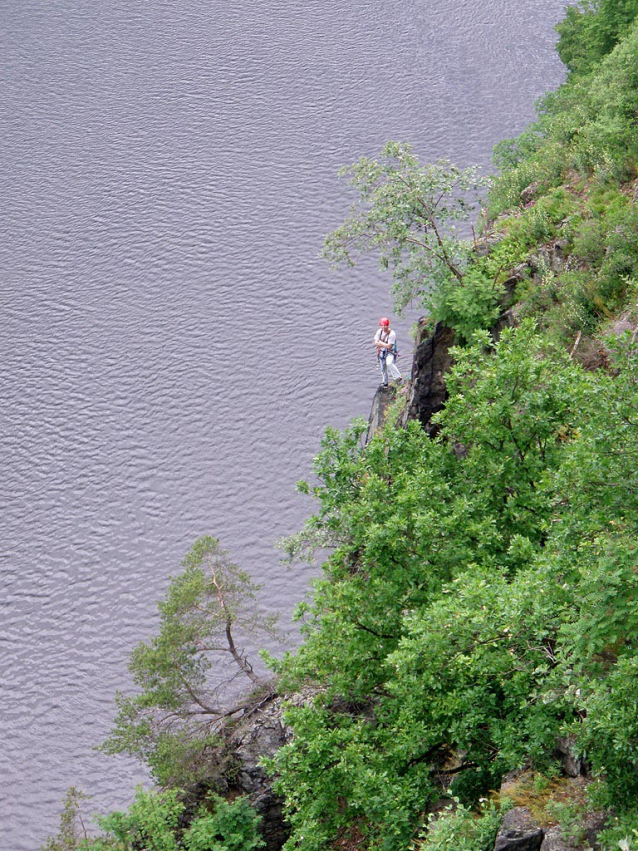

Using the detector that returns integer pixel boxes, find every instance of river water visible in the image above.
[1,1,567,846]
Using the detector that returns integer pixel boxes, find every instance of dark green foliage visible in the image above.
[566,189,638,316]
[498,184,638,339]
[556,0,638,76]
[42,787,264,851]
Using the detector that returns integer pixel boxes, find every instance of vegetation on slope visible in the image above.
[269,329,638,850]
[266,6,638,848]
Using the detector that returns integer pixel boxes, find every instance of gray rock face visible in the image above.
[494,807,544,851]
[521,182,541,205]
[399,321,455,434]
[219,688,324,851]
[540,811,607,851]
[555,736,585,778]
[540,825,571,851]
[221,692,293,851]
[582,811,607,849]
[367,383,394,441]
[528,239,571,276]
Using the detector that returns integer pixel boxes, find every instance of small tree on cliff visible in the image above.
[41,788,90,851]
[101,536,281,786]
[323,141,490,314]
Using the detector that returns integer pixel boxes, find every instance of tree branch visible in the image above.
[209,561,261,684]
[353,620,398,640]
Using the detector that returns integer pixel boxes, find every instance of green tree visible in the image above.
[102,537,280,786]
[323,141,490,313]
[41,788,90,851]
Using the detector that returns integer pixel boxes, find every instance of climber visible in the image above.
[374,317,403,388]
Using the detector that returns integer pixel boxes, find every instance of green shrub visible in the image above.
[433,263,504,342]
[545,799,587,846]
[597,811,638,850]
[43,788,265,851]
[94,787,184,851]
[416,800,503,851]
[183,795,265,851]
[572,218,607,264]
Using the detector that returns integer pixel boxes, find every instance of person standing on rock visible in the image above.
[374,317,402,387]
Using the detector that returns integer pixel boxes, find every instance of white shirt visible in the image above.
[375,328,396,348]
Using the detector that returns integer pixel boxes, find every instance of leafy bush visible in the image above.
[416,800,504,851]
[545,798,587,846]
[432,263,504,342]
[183,795,264,851]
[43,788,264,851]
[597,811,638,851]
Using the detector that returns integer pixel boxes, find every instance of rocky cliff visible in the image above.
[367,319,456,440]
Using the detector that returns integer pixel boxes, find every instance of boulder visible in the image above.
[521,182,541,205]
[554,736,585,778]
[528,239,570,276]
[540,825,572,851]
[494,807,544,851]
[367,383,394,442]
[540,810,607,851]
[192,690,296,851]
[582,810,607,849]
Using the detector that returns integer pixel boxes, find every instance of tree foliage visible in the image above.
[556,0,638,76]
[42,787,264,851]
[269,325,638,849]
[323,141,490,314]
[101,537,280,786]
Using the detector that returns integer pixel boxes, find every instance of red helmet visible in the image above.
[379,317,390,327]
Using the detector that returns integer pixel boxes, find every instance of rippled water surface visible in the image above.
[1,1,567,846]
